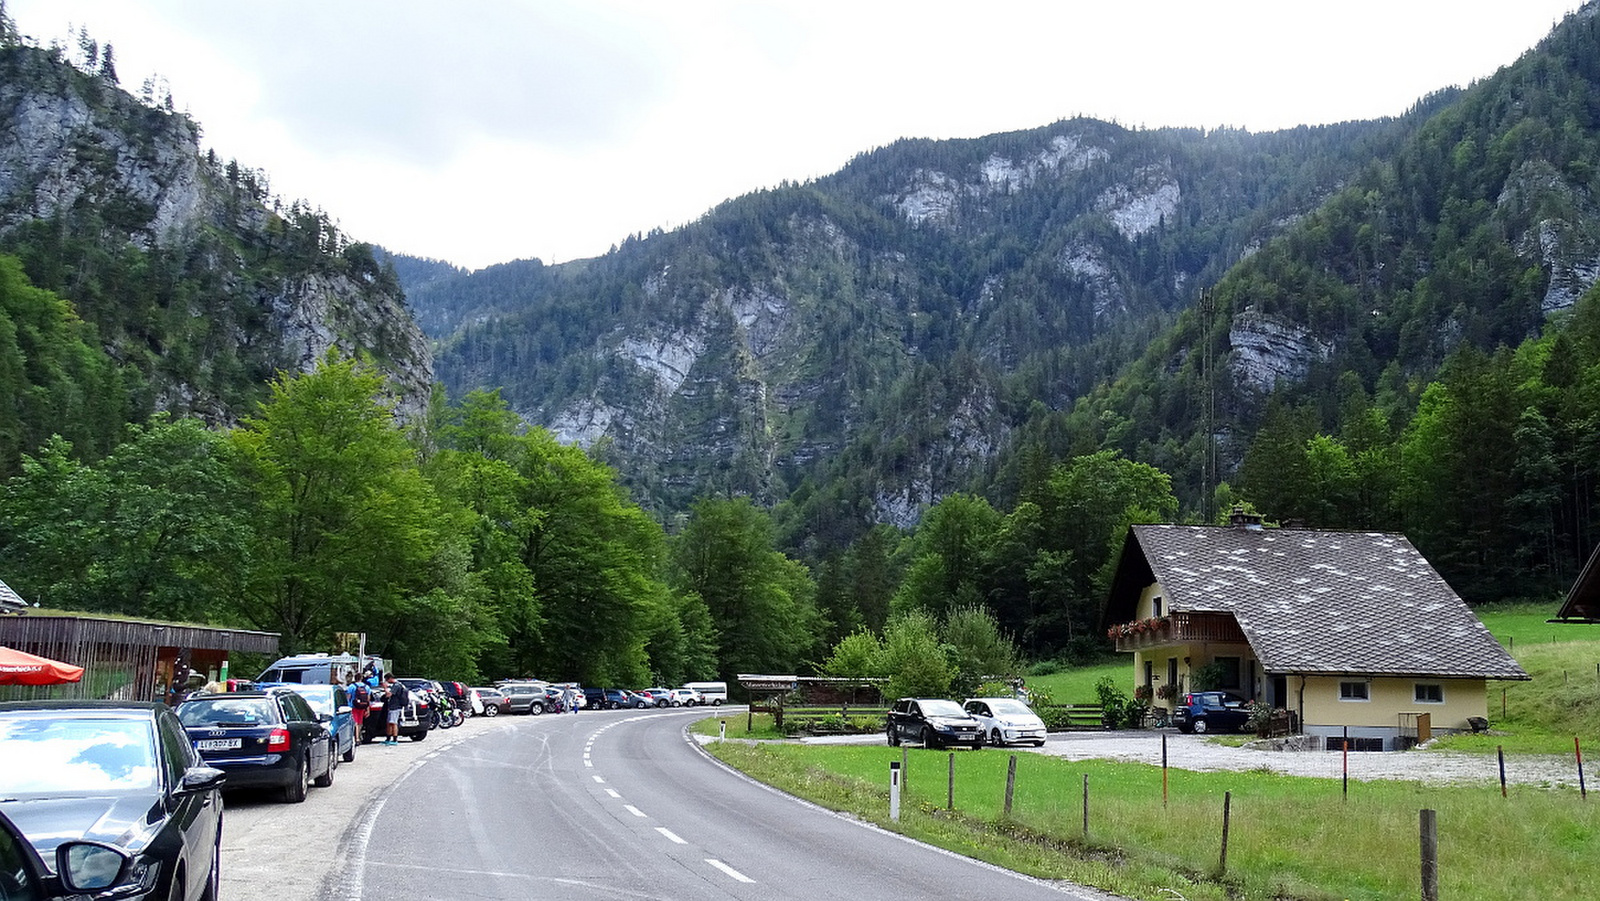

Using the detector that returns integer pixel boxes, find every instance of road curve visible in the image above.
[221,708,1113,900]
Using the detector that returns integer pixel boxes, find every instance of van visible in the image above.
[682,681,728,706]
[256,652,385,685]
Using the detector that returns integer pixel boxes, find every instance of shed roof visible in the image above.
[1555,542,1600,623]
[1106,525,1528,681]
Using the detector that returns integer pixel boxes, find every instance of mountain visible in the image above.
[414,113,1434,534]
[412,5,1600,554]
[0,38,433,459]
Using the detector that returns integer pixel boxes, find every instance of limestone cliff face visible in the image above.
[1228,310,1333,393]
[0,45,432,424]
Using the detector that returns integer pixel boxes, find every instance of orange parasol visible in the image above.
[0,646,85,685]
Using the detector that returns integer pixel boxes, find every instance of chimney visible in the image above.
[1229,505,1264,530]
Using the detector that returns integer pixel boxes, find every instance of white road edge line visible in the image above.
[706,859,755,883]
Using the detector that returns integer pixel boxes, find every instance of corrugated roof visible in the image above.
[1130,525,1528,680]
[0,578,26,611]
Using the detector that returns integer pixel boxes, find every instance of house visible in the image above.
[1101,513,1529,749]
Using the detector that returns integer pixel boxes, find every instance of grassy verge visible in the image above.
[702,739,1597,901]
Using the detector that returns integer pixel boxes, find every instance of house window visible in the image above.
[1215,656,1241,689]
[1339,681,1370,701]
[1414,683,1443,703]
[1152,596,1163,617]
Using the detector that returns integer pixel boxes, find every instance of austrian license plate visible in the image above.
[196,738,241,751]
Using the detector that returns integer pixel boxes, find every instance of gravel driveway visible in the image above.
[800,729,1590,790]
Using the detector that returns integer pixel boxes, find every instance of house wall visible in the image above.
[1297,675,1488,741]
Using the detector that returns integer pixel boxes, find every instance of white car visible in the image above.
[667,688,703,707]
[963,697,1048,747]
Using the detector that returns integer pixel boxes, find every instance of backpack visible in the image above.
[350,682,370,710]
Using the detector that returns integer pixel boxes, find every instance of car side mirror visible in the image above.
[317,712,333,723]
[180,765,227,793]
[55,841,131,893]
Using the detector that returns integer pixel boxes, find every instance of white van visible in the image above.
[256,652,386,685]
[683,681,728,706]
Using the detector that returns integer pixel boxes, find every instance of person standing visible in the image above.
[562,684,576,714]
[382,674,409,745]
[346,673,371,742]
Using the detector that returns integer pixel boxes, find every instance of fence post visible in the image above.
[901,747,909,796]
[1082,774,1089,840]
[1003,754,1017,817]
[1420,808,1438,901]
[1498,745,1507,798]
[1217,790,1232,876]
[947,752,955,810]
[1577,737,1588,802]
[1161,733,1168,807]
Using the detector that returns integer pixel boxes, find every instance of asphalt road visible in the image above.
[219,708,1112,901]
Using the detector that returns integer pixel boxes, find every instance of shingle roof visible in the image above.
[1555,542,1600,623]
[0,578,26,611]
[1126,525,1528,680]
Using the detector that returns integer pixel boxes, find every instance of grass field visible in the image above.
[697,600,1600,899]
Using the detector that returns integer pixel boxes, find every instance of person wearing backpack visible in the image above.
[382,674,409,745]
[346,673,371,741]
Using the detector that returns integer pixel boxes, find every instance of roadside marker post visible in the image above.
[719,720,726,743]
[889,761,902,822]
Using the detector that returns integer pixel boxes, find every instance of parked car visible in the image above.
[638,688,672,708]
[0,700,227,900]
[1173,691,1250,734]
[365,679,432,741]
[472,687,510,716]
[622,690,654,709]
[886,697,984,750]
[683,681,728,705]
[499,682,554,715]
[0,804,142,900]
[963,697,1048,747]
[281,683,358,762]
[595,688,633,709]
[177,687,336,801]
[666,688,702,707]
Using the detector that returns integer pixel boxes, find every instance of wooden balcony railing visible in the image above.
[1110,612,1245,651]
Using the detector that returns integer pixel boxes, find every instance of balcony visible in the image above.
[1109,612,1245,652]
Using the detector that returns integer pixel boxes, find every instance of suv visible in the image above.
[885,697,983,750]
[500,682,554,715]
[1173,691,1250,734]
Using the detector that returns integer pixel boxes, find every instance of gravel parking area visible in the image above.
[800,730,1588,790]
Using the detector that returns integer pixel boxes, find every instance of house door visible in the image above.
[1167,658,1179,697]
[1272,675,1287,708]
[1143,660,1154,693]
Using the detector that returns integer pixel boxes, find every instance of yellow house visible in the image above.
[1101,514,1529,750]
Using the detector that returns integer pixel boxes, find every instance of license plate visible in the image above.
[196,738,241,751]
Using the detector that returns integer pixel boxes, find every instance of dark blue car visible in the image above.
[177,687,335,802]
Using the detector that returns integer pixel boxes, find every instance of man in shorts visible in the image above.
[382,674,409,745]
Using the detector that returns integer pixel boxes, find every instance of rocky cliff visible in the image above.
[0,44,432,424]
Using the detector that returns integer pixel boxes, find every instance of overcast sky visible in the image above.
[8,1,1582,271]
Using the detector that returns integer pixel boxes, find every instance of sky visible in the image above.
[7,1,1584,271]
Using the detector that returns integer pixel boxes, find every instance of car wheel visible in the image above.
[671,700,681,707]
[342,736,356,763]
[712,699,723,706]
[1192,718,1209,734]
[314,743,336,787]
[411,727,428,741]
[989,729,1004,747]
[886,724,900,747]
[486,704,500,717]
[527,703,541,716]
[921,726,940,749]
[282,752,309,803]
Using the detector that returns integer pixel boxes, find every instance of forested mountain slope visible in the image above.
[0,37,432,478]
[416,108,1436,538]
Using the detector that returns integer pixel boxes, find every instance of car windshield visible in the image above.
[986,699,1033,717]
[177,697,275,727]
[920,700,966,717]
[0,713,159,794]
[289,687,336,717]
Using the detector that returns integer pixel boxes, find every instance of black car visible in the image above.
[361,680,430,742]
[177,687,336,802]
[885,697,984,750]
[0,804,150,900]
[1172,691,1251,734]
[0,700,227,901]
